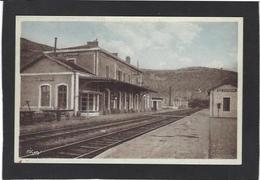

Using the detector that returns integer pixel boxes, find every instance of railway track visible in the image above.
[155,108,200,116]
[20,108,200,158]
[22,116,179,158]
[20,109,198,144]
[20,116,154,144]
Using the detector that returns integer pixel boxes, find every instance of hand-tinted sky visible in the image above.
[21,21,238,71]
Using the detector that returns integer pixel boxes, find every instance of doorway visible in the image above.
[152,101,157,111]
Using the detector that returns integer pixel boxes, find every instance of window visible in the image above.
[116,70,122,81]
[128,75,131,83]
[223,97,230,111]
[123,73,126,82]
[57,85,67,109]
[106,66,110,78]
[40,85,50,107]
[81,95,88,111]
[136,77,139,84]
[80,93,98,111]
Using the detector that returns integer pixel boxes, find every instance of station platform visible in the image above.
[95,109,237,159]
[20,109,177,135]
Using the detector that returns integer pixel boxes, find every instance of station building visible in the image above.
[209,81,237,118]
[20,40,154,116]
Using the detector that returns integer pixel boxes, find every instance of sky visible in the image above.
[21,20,239,71]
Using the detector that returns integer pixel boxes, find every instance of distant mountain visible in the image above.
[142,67,237,104]
[20,38,53,68]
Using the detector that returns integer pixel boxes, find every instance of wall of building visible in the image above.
[56,50,142,85]
[210,84,237,118]
[98,51,142,85]
[20,74,73,111]
[98,52,116,79]
[57,51,96,74]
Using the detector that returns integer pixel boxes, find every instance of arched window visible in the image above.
[57,85,67,109]
[40,84,51,107]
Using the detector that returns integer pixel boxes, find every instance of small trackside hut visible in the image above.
[151,97,163,111]
[208,80,237,118]
[20,39,155,117]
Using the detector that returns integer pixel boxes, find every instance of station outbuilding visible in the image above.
[151,97,163,111]
[208,81,237,118]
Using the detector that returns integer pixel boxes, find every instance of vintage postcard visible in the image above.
[15,16,243,164]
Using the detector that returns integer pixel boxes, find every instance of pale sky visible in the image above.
[21,21,239,71]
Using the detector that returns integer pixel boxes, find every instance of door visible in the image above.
[153,101,157,111]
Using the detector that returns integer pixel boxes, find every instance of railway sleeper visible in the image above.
[84,142,111,147]
[91,140,114,145]
[69,147,99,154]
[79,145,102,150]
[98,138,119,143]
[56,151,81,158]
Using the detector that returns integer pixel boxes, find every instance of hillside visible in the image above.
[20,38,53,68]
[142,67,237,104]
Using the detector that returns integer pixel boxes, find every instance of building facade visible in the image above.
[209,83,237,118]
[20,40,154,116]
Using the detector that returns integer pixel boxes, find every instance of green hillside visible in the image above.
[142,67,237,104]
[20,38,53,69]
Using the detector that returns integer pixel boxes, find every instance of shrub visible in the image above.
[188,99,209,108]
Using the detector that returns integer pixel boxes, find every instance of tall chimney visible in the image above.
[126,56,131,64]
[54,37,57,56]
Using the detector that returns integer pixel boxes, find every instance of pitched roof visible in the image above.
[47,55,93,74]
[21,53,93,74]
[208,78,237,92]
[79,76,156,93]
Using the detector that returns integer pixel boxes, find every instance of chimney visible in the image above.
[112,53,118,57]
[87,39,98,47]
[54,37,57,56]
[126,56,131,64]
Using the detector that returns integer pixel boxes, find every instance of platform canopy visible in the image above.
[79,76,156,93]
